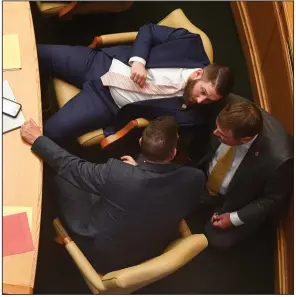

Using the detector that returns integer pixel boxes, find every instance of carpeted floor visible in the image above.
[31,1,275,294]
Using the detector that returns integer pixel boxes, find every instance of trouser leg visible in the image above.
[37,44,111,88]
[43,80,119,144]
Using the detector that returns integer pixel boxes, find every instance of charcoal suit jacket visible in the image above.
[196,95,293,246]
[32,136,205,273]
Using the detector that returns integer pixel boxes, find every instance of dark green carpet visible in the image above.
[31,1,275,294]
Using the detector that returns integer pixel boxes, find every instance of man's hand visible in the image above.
[211,212,233,230]
[130,61,147,88]
[121,155,137,166]
[20,118,42,145]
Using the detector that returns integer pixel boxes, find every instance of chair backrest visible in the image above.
[96,8,213,63]
[158,9,213,63]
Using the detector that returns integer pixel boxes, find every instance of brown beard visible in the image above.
[183,79,198,106]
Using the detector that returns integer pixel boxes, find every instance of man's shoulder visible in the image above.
[175,164,205,180]
[106,158,139,172]
[106,158,126,167]
[260,110,293,160]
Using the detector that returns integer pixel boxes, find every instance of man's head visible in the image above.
[213,100,263,146]
[183,64,234,105]
[140,116,178,163]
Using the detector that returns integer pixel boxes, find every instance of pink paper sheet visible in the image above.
[3,212,34,257]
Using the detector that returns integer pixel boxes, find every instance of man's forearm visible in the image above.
[130,23,189,62]
[31,135,72,171]
[31,135,107,194]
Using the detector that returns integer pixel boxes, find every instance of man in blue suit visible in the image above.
[38,23,233,143]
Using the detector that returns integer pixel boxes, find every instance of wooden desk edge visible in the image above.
[3,283,33,294]
[3,1,43,290]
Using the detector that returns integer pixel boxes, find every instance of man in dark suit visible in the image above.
[190,98,293,248]
[20,116,205,273]
[38,23,233,143]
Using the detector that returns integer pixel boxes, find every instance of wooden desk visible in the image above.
[3,2,43,294]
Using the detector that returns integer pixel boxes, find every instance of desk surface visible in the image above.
[3,1,43,294]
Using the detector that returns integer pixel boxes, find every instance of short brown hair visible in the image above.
[141,116,178,162]
[217,100,263,139]
[202,64,234,97]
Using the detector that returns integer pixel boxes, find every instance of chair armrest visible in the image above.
[89,32,138,48]
[65,242,105,291]
[53,218,105,291]
[179,219,192,238]
[100,118,150,150]
[58,1,78,19]
[53,217,70,239]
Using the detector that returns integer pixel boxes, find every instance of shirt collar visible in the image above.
[137,161,182,173]
[136,154,182,173]
[182,68,201,82]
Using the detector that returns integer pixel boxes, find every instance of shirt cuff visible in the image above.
[128,56,146,67]
[230,211,244,227]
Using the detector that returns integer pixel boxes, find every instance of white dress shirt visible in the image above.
[208,135,258,226]
[107,57,199,108]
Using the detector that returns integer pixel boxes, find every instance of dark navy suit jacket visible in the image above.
[100,24,212,135]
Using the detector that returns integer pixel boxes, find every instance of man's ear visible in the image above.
[170,148,177,161]
[192,68,203,80]
[139,137,142,147]
[241,136,253,144]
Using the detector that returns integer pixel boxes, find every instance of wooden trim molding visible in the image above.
[282,1,294,56]
[231,1,293,294]
[3,283,33,294]
[275,198,294,294]
[275,219,290,293]
[273,2,294,92]
[230,2,270,111]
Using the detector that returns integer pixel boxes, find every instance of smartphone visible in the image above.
[3,97,22,118]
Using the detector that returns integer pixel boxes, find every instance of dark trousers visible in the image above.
[37,45,119,142]
[45,166,100,267]
[186,195,261,249]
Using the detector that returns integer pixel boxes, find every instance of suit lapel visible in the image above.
[227,134,265,192]
[198,136,221,168]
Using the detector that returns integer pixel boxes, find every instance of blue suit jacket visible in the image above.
[100,24,212,136]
